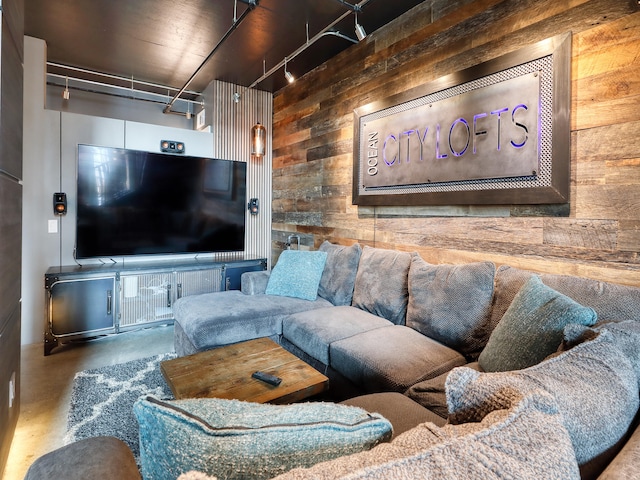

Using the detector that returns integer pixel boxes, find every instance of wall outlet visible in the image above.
[48,219,58,234]
[8,371,15,408]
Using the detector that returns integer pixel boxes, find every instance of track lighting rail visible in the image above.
[246,0,371,90]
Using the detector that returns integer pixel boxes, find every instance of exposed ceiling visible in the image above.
[25,0,424,101]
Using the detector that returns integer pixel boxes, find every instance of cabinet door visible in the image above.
[119,272,173,327]
[49,277,115,336]
[175,268,223,299]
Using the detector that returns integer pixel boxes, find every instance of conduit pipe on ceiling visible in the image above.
[163,0,259,115]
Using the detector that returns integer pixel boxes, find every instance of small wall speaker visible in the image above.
[53,192,67,215]
[160,140,185,154]
[248,198,259,215]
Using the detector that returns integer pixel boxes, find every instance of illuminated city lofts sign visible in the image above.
[353,33,571,206]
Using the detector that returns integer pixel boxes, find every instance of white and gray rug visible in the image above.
[64,352,176,458]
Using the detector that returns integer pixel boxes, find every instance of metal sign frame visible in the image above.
[352,33,572,206]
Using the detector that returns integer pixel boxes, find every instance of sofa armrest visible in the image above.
[241,270,270,295]
[597,417,640,479]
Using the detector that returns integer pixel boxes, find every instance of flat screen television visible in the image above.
[75,144,247,259]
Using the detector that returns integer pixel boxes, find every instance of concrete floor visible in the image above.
[2,324,174,480]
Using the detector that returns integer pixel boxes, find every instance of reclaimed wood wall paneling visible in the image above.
[272,0,640,286]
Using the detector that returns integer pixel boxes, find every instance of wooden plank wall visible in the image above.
[272,0,640,287]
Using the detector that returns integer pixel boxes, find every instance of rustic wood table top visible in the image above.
[160,337,329,404]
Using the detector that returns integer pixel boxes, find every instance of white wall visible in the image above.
[22,36,273,345]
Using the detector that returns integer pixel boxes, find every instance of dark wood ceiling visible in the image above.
[25,0,424,95]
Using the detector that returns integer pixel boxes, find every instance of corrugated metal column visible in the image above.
[212,81,272,268]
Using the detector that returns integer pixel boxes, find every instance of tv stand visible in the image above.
[43,256,266,355]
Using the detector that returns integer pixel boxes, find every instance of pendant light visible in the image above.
[251,94,267,158]
[251,121,266,157]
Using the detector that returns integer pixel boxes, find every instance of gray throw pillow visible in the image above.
[134,396,392,480]
[351,246,412,325]
[407,256,495,357]
[272,390,580,480]
[478,275,597,372]
[447,326,640,467]
[317,241,362,306]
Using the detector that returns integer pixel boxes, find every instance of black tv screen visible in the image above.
[76,144,247,259]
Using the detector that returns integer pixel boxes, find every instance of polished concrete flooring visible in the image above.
[2,324,174,480]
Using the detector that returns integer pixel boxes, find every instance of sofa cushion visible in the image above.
[405,362,482,418]
[330,325,466,393]
[446,326,640,469]
[341,392,447,439]
[272,390,580,480]
[407,256,495,358]
[487,265,640,341]
[351,246,412,325]
[173,290,332,352]
[317,241,362,306]
[265,250,328,301]
[134,395,392,480]
[282,306,393,365]
[478,275,597,372]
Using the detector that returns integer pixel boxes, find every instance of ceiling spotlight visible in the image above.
[284,58,295,84]
[62,76,70,100]
[355,12,367,41]
[285,70,295,84]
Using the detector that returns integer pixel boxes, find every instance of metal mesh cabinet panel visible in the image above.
[119,272,174,327]
[175,268,223,299]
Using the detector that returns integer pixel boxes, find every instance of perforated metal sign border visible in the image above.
[352,33,571,206]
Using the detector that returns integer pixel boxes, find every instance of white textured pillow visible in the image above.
[273,390,580,480]
[447,328,639,467]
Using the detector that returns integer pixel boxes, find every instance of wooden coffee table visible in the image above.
[160,337,329,404]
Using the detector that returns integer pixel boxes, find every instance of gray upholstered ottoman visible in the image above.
[24,436,140,480]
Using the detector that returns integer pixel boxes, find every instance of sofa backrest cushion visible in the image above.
[478,275,597,372]
[406,256,495,358]
[271,390,580,480]
[446,324,640,472]
[352,246,412,325]
[134,395,392,480]
[488,265,640,339]
[317,241,362,306]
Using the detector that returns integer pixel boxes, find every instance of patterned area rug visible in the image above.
[64,352,176,459]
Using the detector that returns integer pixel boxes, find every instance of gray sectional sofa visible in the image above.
[26,242,640,479]
[170,241,640,479]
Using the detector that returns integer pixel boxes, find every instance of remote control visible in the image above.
[252,371,282,386]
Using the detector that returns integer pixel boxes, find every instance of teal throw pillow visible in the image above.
[479,275,597,372]
[265,250,328,301]
[134,395,392,480]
